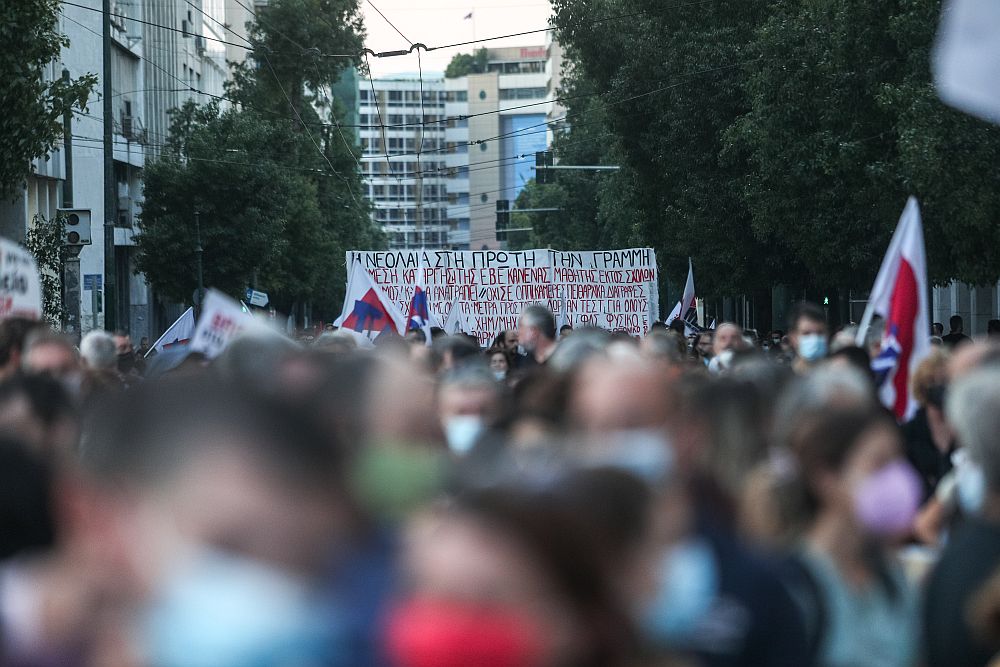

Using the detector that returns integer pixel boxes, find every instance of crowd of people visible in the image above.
[1,301,1000,667]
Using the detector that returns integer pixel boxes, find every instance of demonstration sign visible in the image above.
[346,249,659,345]
[0,238,43,321]
[189,289,269,358]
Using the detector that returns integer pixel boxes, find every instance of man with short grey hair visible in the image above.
[79,330,118,372]
[516,304,557,366]
[925,365,1000,667]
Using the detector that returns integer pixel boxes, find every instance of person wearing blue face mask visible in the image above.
[787,302,829,374]
[925,366,1000,667]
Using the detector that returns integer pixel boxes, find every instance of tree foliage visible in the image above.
[138,0,383,320]
[547,0,1000,301]
[0,0,96,199]
[22,214,67,326]
[445,48,489,79]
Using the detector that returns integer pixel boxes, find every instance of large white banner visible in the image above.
[346,249,659,345]
[0,238,43,321]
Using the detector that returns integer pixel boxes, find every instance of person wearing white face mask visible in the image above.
[437,367,502,456]
[787,302,830,374]
[925,365,1000,667]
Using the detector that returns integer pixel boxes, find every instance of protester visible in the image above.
[942,314,972,348]
[787,301,830,373]
[2,292,999,667]
[782,405,921,667]
[517,304,558,367]
[926,366,1000,667]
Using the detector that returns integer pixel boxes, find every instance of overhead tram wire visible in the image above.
[261,52,366,211]
[363,51,395,182]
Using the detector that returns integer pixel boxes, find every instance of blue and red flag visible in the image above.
[334,261,406,346]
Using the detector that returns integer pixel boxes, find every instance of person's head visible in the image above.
[570,356,674,435]
[712,323,743,357]
[559,324,573,339]
[113,331,133,356]
[517,305,556,355]
[80,330,118,372]
[0,317,43,379]
[389,486,631,667]
[910,347,949,409]
[949,314,964,333]
[21,330,80,381]
[694,331,714,359]
[0,374,79,459]
[438,367,503,455]
[667,319,685,336]
[946,366,1000,513]
[433,334,482,373]
[932,322,944,337]
[787,406,920,539]
[787,301,829,363]
[488,347,511,379]
[138,336,149,350]
[79,376,349,579]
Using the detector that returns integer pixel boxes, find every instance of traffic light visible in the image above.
[496,199,510,242]
[535,151,553,184]
[57,209,92,246]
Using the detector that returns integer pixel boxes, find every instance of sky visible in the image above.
[359,0,554,77]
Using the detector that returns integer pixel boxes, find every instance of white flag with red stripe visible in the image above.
[666,258,697,329]
[856,197,931,421]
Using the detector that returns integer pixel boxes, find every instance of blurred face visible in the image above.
[517,321,539,353]
[439,383,498,423]
[503,330,518,350]
[490,352,509,373]
[695,334,713,358]
[712,324,742,356]
[114,335,133,356]
[398,510,580,664]
[816,423,905,519]
[571,359,671,433]
[789,316,828,355]
[25,342,79,379]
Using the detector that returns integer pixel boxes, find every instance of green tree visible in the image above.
[445,48,489,78]
[139,0,383,320]
[0,0,96,198]
[22,213,67,326]
[136,102,325,306]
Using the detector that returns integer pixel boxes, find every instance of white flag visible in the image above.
[442,291,466,336]
[333,261,406,347]
[933,0,1000,124]
[147,307,195,357]
[666,258,697,328]
[856,197,931,421]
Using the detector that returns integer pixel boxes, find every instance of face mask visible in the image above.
[516,344,528,356]
[797,334,828,361]
[853,460,922,536]
[955,452,986,514]
[386,599,545,667]
[443,416,484,456]
[641,538,718,646]
[352,443,449,522]
[772,338,781,346]
[145,547,338,667]
[592,429,675,484]
[493,370,507,382]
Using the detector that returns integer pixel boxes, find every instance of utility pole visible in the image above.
[62,67,82,336]
[102,0,116,331]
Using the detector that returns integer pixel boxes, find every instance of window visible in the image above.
[499,87,548,100]
[446,91,468,102]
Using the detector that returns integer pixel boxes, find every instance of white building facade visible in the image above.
[358,77,450,250]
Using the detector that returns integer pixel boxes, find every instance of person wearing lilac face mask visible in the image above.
[781,406,922,667]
